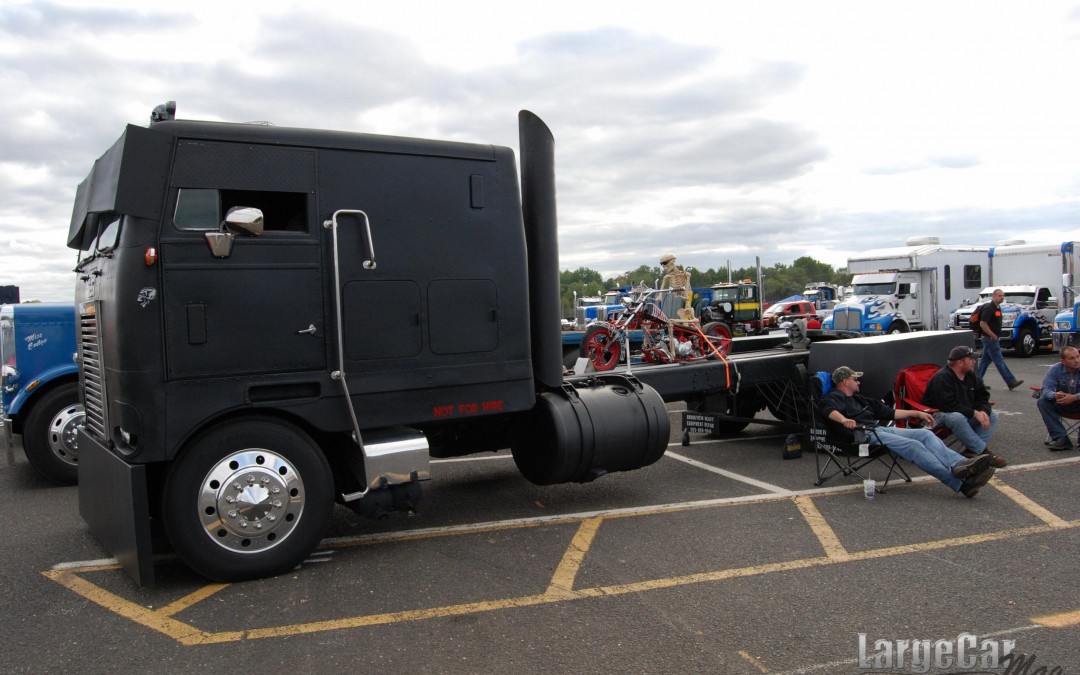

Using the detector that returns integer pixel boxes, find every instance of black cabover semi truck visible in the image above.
[69,106,685,585]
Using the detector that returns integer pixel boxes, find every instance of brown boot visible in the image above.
[981,449,1007,468]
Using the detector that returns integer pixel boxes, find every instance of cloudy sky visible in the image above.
[2,1,1080,301]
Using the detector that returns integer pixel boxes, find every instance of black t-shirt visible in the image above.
[980,300,1003,338]
[819,389,894,444]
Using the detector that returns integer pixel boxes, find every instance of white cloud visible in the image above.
[0,0,1079,301]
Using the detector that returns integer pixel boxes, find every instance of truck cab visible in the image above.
[68,107,671,585]
[0,303,83,484]
[697,279,763,336]
[822,271,921,334]
[1053,299,1080,351]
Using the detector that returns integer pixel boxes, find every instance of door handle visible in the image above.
[297,324,317,335]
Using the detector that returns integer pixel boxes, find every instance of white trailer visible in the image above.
[988,240,1080,307]
[950,240,1080,355]
[824,237,990,334]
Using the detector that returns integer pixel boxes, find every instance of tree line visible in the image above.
[561,256,850,318]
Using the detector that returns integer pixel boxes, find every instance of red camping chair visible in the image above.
[891,363,958,447]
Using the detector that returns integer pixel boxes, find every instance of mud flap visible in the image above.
[78,430,155,586]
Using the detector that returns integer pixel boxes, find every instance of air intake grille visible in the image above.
[79,303,108,442]
[832,308,862,331]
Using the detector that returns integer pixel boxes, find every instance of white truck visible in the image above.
[952,285,1058,356]
[951,241,1080,355]
[822,237,989,334]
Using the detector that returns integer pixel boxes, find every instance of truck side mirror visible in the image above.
[205,207,264,258]
[223,207,265,236]
[1045,297,1059,310]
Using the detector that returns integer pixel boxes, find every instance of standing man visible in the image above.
[922,345,1006,467]
[1038,345,1080,451]
[976,288,1024,391]
[822,366,994,498]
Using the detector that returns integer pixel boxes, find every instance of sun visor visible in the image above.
[67,124,172,250]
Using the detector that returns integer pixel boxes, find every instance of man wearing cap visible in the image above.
[1037,345,1080,451]
[922,345,1006,467]
[822,366,995,497]
[976,288,1024,391]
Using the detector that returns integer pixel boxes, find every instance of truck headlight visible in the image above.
[1,364,18,392]
[1057,321,1072,331]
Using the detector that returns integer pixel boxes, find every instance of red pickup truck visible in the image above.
[762,300,818,328]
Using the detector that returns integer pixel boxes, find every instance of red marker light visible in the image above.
[145,247,158,266]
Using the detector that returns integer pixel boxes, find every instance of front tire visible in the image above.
[1013,327,1036,357]
[22,382,84,485]
[581,324,621,371]
[163,417,334,582]
[886,322,909,334]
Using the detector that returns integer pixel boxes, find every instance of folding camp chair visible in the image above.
[1030,386,1080,445]
[891,363,959,448]
[808,372,912,490]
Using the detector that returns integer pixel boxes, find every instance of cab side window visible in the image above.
[173,188,307,232]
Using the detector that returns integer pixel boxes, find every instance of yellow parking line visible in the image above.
[156,583,231,618]
[738,649,770,673]
[986,478,1069,528]
[1030,609,1080,628]
[40,569,242,645]
[44,518,1080,645]
[545,517,603,598]
[793,495,849,560]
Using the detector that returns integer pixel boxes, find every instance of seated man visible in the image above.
[1038,345,1080,451]
[922,345,1006,467]
[821,366,995,498]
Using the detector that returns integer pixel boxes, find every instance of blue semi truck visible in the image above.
[0,303,83,484]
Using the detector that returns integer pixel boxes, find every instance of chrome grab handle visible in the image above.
[322,210,374,458]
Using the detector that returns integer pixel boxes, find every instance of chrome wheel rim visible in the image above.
[198,450,305,553]
[47,404,84,466]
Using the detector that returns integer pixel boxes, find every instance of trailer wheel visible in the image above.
[163,417,333,582]
[701,322,733,358]
[22,382,83,485]
[581,324,621,371]
[1014,327,1036,357]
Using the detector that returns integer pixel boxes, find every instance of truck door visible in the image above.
[160,142,325,379]
[896,272,923,326]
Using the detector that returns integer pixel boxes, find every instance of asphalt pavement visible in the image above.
[2,350,1079,674]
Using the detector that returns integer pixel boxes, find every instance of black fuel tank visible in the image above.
[511,374,670,485]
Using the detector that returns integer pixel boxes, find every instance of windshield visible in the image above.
[853,282,896,295]
[763,304,786,315]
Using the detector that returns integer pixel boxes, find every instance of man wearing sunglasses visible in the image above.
[821,366,995,498]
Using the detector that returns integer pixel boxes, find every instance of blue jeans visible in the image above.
[1036,396,1080,441]
[976,338,1018,386]
[933,410,998,454]
[872,426,965,491]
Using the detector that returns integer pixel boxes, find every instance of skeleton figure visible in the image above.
[659,252,693,319]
